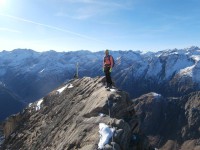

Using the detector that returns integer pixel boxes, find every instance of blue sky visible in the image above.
[0,0,200,52]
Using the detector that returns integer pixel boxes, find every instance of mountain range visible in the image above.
[0,46,200,149]
[0,46,200,101]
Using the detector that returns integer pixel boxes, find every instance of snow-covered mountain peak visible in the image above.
[0,46,200,102]
[190,55,200,62]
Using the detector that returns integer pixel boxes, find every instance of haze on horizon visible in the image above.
[0,0,200,52]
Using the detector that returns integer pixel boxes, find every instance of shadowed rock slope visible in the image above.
[0,85,24,121]
[0,123,4,149]
[1,77,153,150]
[132,92,200,150]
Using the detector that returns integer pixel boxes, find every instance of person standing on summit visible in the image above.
[103,49,114,88]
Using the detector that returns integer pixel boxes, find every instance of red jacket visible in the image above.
[103,55,113,68]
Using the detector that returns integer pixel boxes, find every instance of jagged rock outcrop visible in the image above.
[132,92,200,150]
[1,77,153,150]
[3,114,22,139]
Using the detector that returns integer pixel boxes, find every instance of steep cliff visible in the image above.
[132,92,200,150]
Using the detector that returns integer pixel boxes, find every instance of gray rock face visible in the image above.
[3,113,22,139]
[1,77,152,150]
[132,92,200,150]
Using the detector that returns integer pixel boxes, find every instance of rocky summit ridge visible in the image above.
[1,77,152,150]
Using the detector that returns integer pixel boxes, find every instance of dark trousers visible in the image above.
[104,66,112,86]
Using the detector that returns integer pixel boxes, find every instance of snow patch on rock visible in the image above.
[110,89,116,92]
[179,65,195,77]
[57,84,74,94]
[98,123,115,149]
[152,92,161,98]
[191,55,200,62]
[36,99,43,111]
[39,69,45,73]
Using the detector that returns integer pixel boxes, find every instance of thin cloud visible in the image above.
[62,0,123,7]
[70,0,126,8]
[56,0,135,20]
[0,27,21,33]
[0,13,104,43]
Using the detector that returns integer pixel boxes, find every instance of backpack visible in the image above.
[104,55,115,67]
